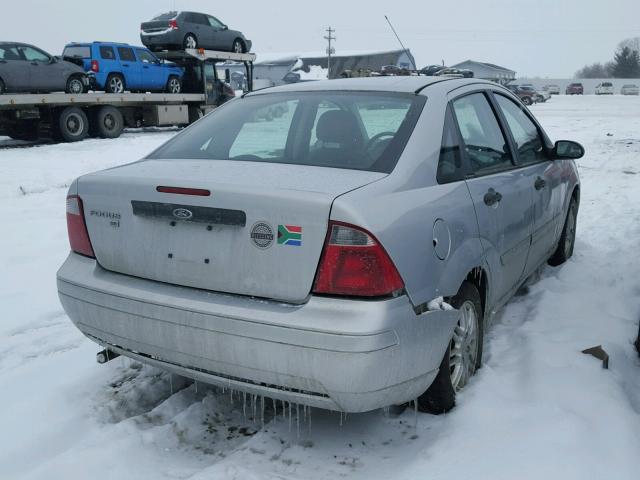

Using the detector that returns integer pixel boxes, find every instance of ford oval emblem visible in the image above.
[172,208,193,220]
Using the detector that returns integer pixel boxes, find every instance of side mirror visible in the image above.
[552,140,584,160]
[222,25,228,30]
[49,56,58,64]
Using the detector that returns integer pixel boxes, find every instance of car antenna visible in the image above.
[384,15,416,71]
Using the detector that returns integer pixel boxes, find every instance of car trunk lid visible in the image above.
[78,159,386,303]
[141,20,173,33]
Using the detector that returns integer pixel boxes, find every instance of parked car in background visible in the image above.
[505,84,536,105]
[63,42,184,94]
[521,84,550,103]
[544,84,560,95]
[620,84,639,95]
[57,77,584,415]
[420,64,445,76]
[595,82,614,95]
[566,83,584,95]
[140,11,252,53]
[0,42,89,94]
[435,67,473,78]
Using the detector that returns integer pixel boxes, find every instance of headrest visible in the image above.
[316,110,360,146]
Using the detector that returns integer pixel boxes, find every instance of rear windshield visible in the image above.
[152,12,178,20]
[602,82,613,87]
[150,91,425,173]
[63,46,90,58]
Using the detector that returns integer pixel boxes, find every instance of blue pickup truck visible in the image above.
[62,42,183,94]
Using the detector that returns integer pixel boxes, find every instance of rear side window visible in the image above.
[100,46,115,60]
[186,13,208,25]
[437,106,463,183]
[0,45,21,60]
[452,93,513,175]
[494,94,546,166]
[63,46,91,58]
[117,47,135,62]
[151,92,425,173]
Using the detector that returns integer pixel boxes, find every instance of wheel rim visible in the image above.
[186,36,197,49]
[450,301,479,390]
[70,79,83,94]
[169,78,180,93]
[103,114,115,131]
[234,41,243,53]
[109,77,123,93]
[564,205,577,256]
[66,113,84,136]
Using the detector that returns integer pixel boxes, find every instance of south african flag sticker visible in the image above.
[278,225,302,246]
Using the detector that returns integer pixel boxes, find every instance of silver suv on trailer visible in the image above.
[57,77,584,414]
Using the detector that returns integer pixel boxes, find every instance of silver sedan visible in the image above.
[57,77,584,413]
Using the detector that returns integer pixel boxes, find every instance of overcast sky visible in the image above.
[4,0,640,77]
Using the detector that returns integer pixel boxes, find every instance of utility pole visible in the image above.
[324,27,336,79]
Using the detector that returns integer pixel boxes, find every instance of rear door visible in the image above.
[492,93,564,274]
[0,44,30,91]
[452,91,534,304]
[116,46,140,90]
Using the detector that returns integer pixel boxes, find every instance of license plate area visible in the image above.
[131,200,246,226]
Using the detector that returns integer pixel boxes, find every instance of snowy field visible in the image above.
[1,95,639,479]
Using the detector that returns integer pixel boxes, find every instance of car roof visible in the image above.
[247,76,497,96]
[0,42,36,47]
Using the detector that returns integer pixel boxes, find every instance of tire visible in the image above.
[6,121,39,141]
[635,321,640,356]
[56,107,88,142]
[232,39,245,53]
[105,74,125,94]
[417,281,484,414]
[548,197,578,266]
[66,75,85,94]
[0,77,5,94]
[183,34,197,49]
[93,106,124,139]
[165,76,182,94]
[522,96,533,106]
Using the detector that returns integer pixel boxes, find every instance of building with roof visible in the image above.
[451,60,516,84]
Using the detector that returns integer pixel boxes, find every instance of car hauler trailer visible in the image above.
[0,48,255,142]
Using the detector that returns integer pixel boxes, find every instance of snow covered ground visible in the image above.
[1,96,639,479]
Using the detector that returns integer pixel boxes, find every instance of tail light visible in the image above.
[169,19,179,30]
[90,60,99,73]
[313,221,404,297]
[66,195,95,258]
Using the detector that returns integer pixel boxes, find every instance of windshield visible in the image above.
[63,46,90,58]
[152,12,178,20]
[150,91,425,173]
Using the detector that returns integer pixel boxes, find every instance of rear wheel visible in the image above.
[66,75,85,94]
[56,107,88,142]
[232,39,245,53]
[105,74,125,94]
[417,281,483,414]
[522,96,533,106]
[183,34,197,49]
[548,197,578,266]
[166,75,182,94]
[93,106,124,139]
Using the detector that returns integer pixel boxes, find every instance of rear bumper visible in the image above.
[140,31,181,47]
[57,253,458,412]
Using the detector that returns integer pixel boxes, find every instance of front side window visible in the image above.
[151,92,424,173]
[136,49,156,64]
[207,16,224,29]
[20,46,50,62]
[495,94,546,166]
[452,93,513,175]
[117,47,136,62]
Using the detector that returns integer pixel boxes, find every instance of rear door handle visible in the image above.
[534,177,546,190]
[483,188,503,207]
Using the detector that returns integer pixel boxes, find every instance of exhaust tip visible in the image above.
[96,349,119,364]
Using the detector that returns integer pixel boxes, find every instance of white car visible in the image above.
[543,84,560,95]
[595,82,614,95]
[620,84,639,95]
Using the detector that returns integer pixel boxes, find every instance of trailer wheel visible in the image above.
[6,121,39,141]
[57,107,88,142]
[94,106,124,139]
